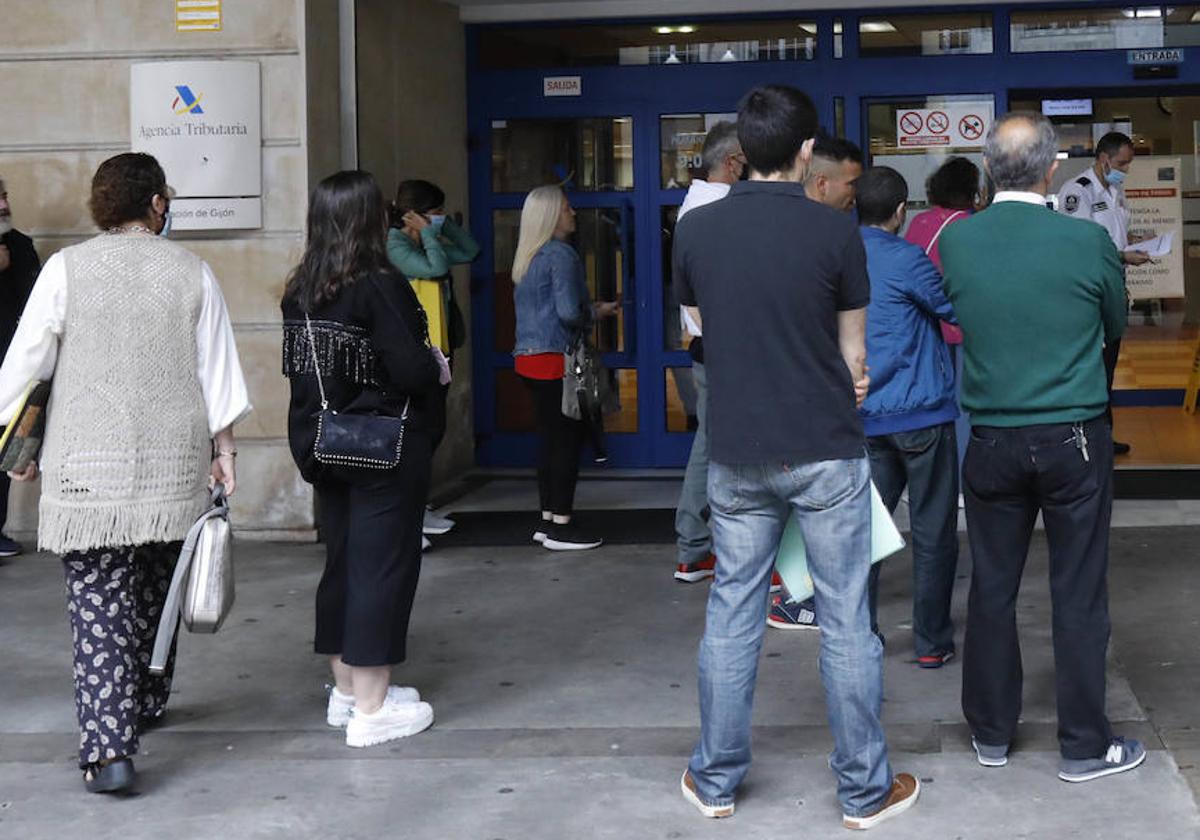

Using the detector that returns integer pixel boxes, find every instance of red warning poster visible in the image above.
[896,105,992,150]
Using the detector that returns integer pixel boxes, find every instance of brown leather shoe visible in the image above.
[842,773,920,830]
[680,770,735,818]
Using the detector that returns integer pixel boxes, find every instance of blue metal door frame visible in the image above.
[466,2,1200,468]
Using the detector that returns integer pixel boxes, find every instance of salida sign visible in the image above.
[896,105,993,150]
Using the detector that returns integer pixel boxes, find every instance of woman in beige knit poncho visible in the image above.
[0,153,251,794]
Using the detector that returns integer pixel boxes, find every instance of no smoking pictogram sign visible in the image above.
[926,110,950,134]
[899,111,924,135]
[959,114,985,141]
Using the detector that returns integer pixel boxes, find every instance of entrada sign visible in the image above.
[1127,48,1184,65]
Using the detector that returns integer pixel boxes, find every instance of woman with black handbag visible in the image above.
[282,171,446,748]
[511,185,619,552]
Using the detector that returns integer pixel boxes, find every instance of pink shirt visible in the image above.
[904,207,970,345]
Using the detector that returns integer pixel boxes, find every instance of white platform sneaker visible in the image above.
[345,695,434,747]
[326,685,420,728]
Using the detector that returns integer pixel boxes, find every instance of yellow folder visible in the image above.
[410,278,449,354]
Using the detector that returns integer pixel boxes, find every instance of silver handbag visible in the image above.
[150,484,234,673]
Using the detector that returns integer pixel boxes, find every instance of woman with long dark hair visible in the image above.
[282,171,445,747]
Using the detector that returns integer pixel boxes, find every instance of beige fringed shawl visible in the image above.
[38,233,210,554]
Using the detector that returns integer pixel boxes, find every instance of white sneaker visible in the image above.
[326,685,420,728]
[423,508,455,535]
[345,697,434,747]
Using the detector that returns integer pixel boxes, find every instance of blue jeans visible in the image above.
[688,456,893,818]
[675,363,710,565]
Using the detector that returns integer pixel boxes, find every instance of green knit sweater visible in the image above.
[940,200,1126,427]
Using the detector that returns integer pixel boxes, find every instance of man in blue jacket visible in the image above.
[857,166,961,669]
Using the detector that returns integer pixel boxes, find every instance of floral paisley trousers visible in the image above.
[62,543,181,768]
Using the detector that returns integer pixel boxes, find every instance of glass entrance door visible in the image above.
[1011,88,1200,467]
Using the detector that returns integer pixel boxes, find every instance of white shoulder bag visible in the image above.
[150,484,234,673]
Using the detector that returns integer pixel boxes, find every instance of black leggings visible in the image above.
[522,376,584,516]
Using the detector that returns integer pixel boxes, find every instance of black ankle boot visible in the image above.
[83,757,136,794]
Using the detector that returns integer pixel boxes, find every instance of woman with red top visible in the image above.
[904,156,984,492]
[511,185,618,551]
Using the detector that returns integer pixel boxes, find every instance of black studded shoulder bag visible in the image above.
[304,313,408,470]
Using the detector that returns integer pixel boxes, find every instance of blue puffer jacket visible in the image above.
[859,226,960,437]
[513,239,593,356]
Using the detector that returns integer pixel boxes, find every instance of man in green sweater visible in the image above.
[940,112,1143,784]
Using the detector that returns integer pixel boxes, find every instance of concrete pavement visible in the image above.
[1,519,1198,839]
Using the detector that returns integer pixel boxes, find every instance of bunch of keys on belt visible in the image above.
[1072,423,1090,462]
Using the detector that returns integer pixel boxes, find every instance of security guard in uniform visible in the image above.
[1056,131,1149,456]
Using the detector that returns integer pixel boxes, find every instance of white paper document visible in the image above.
[1125,231,1174,258]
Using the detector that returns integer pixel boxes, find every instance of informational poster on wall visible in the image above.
[895,104,993,150]
[130,60,262,230]
[1125,156,1184,300]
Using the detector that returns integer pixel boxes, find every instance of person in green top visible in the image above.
[387,179,480,545]
[940,112,1143,786]
[387,179,480,354]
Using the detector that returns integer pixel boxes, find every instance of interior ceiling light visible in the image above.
[1192,11,1200,22]
[720,47,738,61]
[1121,7,1162,17]
[860,21,899,33]
[799,24,818,35]
[655,25,696,34]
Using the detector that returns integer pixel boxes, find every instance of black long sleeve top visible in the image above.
[282,268,441,483]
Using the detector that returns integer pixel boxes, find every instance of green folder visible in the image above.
[774,482,905,604]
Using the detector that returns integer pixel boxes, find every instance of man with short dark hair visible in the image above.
[672,121,743,585]
[855,166,960,669]
[673,84,918,830]
[805,134,865,211]
[767,133,866,632]
[941,113,1143,783]
[1056,131,1146,456]
[0,177,40,557]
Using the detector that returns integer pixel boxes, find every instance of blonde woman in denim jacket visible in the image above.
[511,185,618,551]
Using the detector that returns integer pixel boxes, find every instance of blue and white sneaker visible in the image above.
[0,534,22,558]
[972,737,1009,768]
[1058,737,1146,783]
[767,596,818,630]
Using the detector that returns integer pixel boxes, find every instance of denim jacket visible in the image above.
[513,239,593,356]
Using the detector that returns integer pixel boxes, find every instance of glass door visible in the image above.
[481,114,647,466]
[1011,88,1200,467]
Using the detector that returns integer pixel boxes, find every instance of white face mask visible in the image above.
[0,218,12,236]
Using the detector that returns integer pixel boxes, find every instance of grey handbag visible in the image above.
[150,484,234,673]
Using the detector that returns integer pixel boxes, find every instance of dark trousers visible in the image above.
[0,469,9,532]
[961,416,1114,760]
[1103,338,1120,427]
[315,433,432,667]
[867,422,960,657]
[522,376,585,516]
[62,543,181,768]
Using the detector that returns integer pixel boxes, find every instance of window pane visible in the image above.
[492,117,633,194]
[606,369,639,434]
[493,209,520,354]
[661,205,692,352]
[576,207,634,353]
[494,206,634,354]
[1011,7,1164,53]
[665,367,699,432]
[1165,6,1200,47]
[479,19,818,69]
[859,12,993,56]
[866,96,991,209]
[660,112,738,189]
